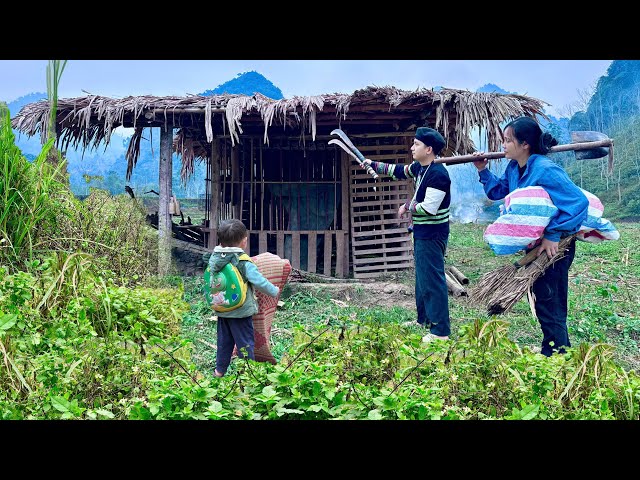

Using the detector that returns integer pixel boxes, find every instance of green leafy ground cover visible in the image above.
[183,221,640,376]
[3,108,639,418]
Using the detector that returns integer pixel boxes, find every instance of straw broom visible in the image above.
[471,234,577,315]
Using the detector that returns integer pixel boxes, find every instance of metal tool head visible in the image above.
[328,138,357,159]
[328,138,379,180]
[570,131,610,160]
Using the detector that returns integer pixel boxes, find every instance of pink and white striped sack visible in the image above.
[483,186,620,255]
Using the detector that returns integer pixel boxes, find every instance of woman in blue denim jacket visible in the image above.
[473,116,589,357]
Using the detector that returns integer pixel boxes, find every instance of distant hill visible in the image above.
[475,83,571,143]
[570,60,640,133]
[199,71,283,99]
[7,92,47,116]
[476,83,512,95]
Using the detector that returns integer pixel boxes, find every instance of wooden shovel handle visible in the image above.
[436,139,614,166]
[514,248,541,268]
[513,234,578,268]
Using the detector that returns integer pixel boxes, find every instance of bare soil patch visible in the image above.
[286,281,417,309]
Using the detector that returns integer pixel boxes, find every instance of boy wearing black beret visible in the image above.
[363,127,451,343]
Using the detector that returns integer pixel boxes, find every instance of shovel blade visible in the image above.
[571,131,610,160]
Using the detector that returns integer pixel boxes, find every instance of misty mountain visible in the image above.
[474,83,572,143]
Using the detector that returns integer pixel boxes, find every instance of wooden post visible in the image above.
[209,139,220,249]
[158,125,174,276]
[341,149,350,278]
[249,138,254,231]
[231,146,240,219]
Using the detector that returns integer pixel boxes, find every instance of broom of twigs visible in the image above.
[471,234,577,315]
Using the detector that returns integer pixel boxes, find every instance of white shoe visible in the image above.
[422,333,449,343]
[402,321,421,327]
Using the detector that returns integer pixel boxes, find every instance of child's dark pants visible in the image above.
[216,315,254,374]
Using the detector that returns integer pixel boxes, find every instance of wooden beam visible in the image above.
[335,232,345,278]
[211,132,418,142]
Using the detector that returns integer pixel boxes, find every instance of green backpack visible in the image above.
[204,253,253,312]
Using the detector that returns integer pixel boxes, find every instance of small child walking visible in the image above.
[208,219,279,377]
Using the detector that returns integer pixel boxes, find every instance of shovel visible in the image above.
[436,130,614,173]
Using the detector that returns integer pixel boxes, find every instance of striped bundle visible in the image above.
[483,186,619,255]
[232,252,291,364]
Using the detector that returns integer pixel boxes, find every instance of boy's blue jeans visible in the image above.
[530,237,576,356]
[414,237,450,337]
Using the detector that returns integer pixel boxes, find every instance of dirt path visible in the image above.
[287,281,417,310]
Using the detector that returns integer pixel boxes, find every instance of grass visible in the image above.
[180,221,640,374]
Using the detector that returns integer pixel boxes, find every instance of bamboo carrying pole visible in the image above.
[435,139,614,167]
[434,138,613,173]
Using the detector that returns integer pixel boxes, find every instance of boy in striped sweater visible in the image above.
[363,127,451,343]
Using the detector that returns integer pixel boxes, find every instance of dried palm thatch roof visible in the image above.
[11,86,549,181]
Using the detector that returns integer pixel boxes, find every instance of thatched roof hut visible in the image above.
[12,86,547,178]
[12,86,548,278]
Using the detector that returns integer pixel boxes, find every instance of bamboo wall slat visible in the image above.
[356,245,413,255]
[352,227,410,238]
[355,263,412,273]
[352,254,414,265]
[203,134,414,279]
[349,199,406,209]
[353,237,409,247]
[350,136,414,279]
[356,218,413,228]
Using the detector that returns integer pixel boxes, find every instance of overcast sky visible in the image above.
[0,59,613,118]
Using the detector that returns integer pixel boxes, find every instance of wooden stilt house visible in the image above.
[12,86,547,278]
